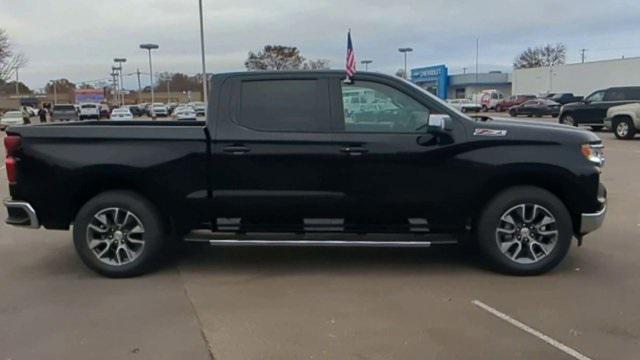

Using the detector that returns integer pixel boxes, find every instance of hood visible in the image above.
[471,117,601,145]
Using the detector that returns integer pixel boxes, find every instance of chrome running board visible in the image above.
[205,239,433,248]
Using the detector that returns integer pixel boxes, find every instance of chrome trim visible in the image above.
[580,206,606,235]
[4,200,40,228]
[204,239,433,248]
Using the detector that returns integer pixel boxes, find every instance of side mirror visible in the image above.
[427,116,452,133]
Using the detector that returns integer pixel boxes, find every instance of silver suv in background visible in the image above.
[51,104,79,122]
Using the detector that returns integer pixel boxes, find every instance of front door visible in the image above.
[331,77,465,233]
[211,76,346,229]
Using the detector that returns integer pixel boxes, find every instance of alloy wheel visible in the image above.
[616,121,629,137]
[495,204,558,264]
[86,207,146,266]
[562,115,575,126]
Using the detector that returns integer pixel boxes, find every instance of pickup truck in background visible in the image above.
[79,103,101,120]
[559,86,640,130]
[604,102,640,139]
[3,71,607,277]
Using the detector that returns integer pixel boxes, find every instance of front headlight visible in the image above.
[581,143,605,167]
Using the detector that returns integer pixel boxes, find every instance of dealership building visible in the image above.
[411,65,512,100]
[411,57,640,100]
[512,57,640,97]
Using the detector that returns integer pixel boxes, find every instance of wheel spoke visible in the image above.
[88,223,108,234]
[500,239,518,253]
[510,242,523,260]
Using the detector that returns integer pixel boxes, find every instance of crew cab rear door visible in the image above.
[210,74,346,227]
[329,76,466,232]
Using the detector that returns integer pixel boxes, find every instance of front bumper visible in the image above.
[580,183,607,235]
[4,200,40,228]
[603,117,613,130]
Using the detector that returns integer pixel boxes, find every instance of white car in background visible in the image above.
[172,106,198,121]
[188,101,206,117]
[446,99,482,113]
[152,104,169,117]
[79,103,101,120]
[110,108,134,121]
[0,111,26,130]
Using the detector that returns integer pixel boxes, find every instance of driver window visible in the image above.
[587,91,605,102]
[341,81,436,133]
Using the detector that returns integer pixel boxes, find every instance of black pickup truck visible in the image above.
[3,71,607,277]
[559,86,640,130]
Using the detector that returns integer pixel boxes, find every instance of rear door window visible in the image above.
[622,88,640,100]
[238,79,330,132]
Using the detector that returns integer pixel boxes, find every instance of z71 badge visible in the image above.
[474,128,507,137]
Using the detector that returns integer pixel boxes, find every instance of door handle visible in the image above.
[223,145,251,155]
[340,146,368,156]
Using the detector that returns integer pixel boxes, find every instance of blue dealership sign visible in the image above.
[411,65,448,99]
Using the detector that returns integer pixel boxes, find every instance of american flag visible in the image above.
[346,31,356,79]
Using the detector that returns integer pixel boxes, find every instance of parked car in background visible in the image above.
[110,108,134,121]
[559,86,640,130]
[3,71,606,278]
[548,93,583,105]
[495,95,537,112]
[99,104,110,119]
[127,105,144,117]
[189,101,206,116]
[79,103,101,120]
[51,104,79,121]
[604,103,640,139]
[509,99,562,117]
[151,104,169,117]
[172,106,198,121]
[1,111,26,130]
[446,99,481,113]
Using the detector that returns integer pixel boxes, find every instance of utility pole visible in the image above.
[111,66,120,105]
[136,68,142,103]
[463,67,467,74]
[110,72,119,105]
[53,81,58,105]
[14,67,21,97]
[475,37,479,83]
[114,58,127,106]
[167,77,171,103]
[580,49,587,63]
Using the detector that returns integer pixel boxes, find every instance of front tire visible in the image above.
[560,114,576,127]
[476,186,573,275]
[73,190,167,277]
[613,117,636,139]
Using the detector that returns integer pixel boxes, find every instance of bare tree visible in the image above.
[303,59,331,70]
[245,45,306,71]
[0,29,28,81]
[514,43,567,69]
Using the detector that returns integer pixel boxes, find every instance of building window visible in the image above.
[455,88,466,99]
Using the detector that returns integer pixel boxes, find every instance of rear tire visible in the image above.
[509,109,517,117]
[476,186,573,275]
[560,114,576,127]
[613,117,636,139]
[73,190,167,278]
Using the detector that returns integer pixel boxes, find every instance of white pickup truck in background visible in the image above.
[605,103,640,139]
[78,103,101,120]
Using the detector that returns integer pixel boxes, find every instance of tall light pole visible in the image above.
[398,48,413,79]
[198,0,208,110]
[112,66,121,105]
[140,43,159,119]
[114,58,127,106]
[110,72,119,105]
[361,60,373,71]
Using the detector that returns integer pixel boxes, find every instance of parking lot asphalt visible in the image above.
[1,116,639,359]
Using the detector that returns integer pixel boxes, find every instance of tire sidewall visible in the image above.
[477,187,573,275]
[73,191,166,277]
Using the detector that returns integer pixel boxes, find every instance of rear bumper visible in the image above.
[4,200,40,228]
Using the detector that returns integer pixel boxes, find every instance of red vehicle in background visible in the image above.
[495,94,537,112]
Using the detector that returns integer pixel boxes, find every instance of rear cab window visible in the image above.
[237,79,331,132]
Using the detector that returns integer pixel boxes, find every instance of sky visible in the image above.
[1,0,640,90]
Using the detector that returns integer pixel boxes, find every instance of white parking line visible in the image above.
[472,300,592,360]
